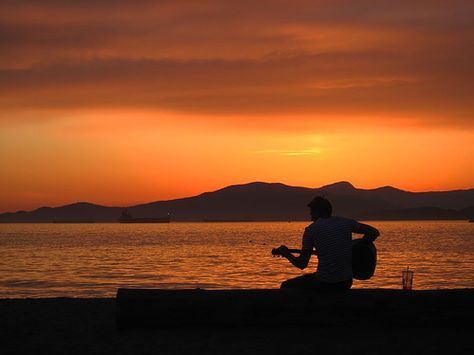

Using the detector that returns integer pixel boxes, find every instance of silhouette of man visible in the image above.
[276,196,379,291]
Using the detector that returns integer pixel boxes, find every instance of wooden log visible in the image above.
[116,288,474,329]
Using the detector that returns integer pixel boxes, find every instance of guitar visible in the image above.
[271,238,377,280]
[271,247,316,256]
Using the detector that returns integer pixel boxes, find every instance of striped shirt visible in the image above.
[302,216,362,283]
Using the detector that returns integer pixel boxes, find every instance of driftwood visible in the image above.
[116,288,474,329]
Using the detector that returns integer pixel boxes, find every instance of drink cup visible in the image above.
[402,268,414,290]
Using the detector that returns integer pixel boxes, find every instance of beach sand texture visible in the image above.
[2,289,474,355]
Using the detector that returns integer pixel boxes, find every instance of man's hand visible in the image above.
[272,245,311,270]
[356,223,380,243]
[362,234,377,244]
[274,245,291,258]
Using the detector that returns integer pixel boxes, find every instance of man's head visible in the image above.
[307,196,332,220]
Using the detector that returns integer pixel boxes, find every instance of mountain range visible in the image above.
[1,181,473,222]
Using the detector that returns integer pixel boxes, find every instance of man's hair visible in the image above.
[307,196,332,218]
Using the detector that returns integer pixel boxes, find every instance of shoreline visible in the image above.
[3,289,473,354]
[1,219,473,223]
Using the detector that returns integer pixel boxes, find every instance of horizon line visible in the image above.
[2,180,473,215]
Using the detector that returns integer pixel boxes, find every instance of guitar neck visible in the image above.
[287,248,317,255]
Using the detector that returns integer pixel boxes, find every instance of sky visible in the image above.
[1,0,473,212]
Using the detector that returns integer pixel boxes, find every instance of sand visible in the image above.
[2,291,473,355]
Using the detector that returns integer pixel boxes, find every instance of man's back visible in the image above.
[303,216,359,283]
[277,196,379,290]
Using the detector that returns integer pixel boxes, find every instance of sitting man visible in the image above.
[276,196,379,291]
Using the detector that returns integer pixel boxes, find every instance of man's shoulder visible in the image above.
[331,216,362,232]
[305,222,317,229]
[332,216,358,224]
[313,216,359,229]
[306,217,359,230]
[304,222,318,233]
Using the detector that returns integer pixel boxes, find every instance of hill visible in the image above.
[1,181,473,222]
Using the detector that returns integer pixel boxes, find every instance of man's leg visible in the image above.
[280,274,318,290]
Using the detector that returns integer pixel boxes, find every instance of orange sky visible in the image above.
[1,1,473,212]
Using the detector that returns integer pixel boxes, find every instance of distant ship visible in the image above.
[118,210,171,223]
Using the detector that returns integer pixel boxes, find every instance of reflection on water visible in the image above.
[0,221,473,297]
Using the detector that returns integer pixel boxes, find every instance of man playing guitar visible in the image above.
[273,196,379,291]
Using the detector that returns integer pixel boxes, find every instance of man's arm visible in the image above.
[276,245,311,270]
[354,223,380,243]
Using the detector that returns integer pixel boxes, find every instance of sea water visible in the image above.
[0,221,473,297]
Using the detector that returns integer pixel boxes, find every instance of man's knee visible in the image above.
[280,274,311,289]
[280,279,291,289]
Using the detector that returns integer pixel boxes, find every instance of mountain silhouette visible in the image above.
[0,181,473,222]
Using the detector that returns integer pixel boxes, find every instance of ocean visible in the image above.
[1,221,473,298]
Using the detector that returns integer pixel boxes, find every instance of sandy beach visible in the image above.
[3,290,473,355]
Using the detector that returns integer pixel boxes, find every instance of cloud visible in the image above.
[1,0,473,128]
[1,53,472,126]
[3,1,473,66]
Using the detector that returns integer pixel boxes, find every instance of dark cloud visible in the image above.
[0,0,473,126]
[1,53,472,123]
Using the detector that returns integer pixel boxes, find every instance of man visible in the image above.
[275,196,379,291]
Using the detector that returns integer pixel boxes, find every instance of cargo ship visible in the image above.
[118,210,170,223]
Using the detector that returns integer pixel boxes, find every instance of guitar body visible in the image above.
[352,238,377,280]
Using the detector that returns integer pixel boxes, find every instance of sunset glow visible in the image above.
[1,1,473,212]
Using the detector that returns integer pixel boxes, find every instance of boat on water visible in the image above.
[118,210,170,223]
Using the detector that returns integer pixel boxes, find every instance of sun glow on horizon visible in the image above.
[1,108,473,212]
[1,1,473,212]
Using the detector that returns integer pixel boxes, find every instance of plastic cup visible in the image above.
[402,269,414,290]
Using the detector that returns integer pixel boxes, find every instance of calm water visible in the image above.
[0,221,473,298]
